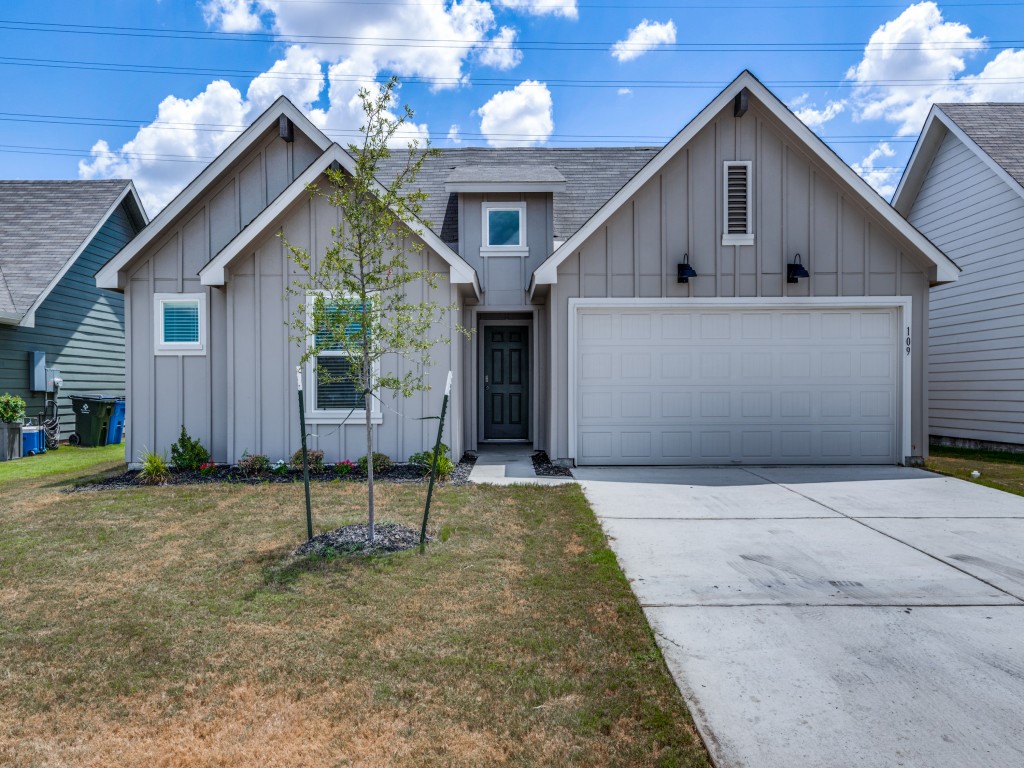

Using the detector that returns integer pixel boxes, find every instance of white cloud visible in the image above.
[202,0,263,32]
[847,2,986,134]
[447,124,462,144]
[493,0,578,20]
[79,80,248,213]
[611,19,677,63]
[794,99,847,130]
[617,87,633,96]
[852,142,899,199]
[478,81,554,147]
[82,0,534,212]
[478,26,523,70]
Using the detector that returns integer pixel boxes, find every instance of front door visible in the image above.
[483,326,529,440]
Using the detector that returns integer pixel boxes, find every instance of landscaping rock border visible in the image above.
[67,453,479,492]
[532,450,574,478]
[293,522,429,557]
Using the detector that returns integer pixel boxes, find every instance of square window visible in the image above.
[154,293,206,355]
[485,206,524,247]
[314,355,364,411]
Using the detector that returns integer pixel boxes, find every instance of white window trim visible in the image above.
[154,292,207,356]
[481,201,527,251]
[304,292,382,425]
[722,160,754,246]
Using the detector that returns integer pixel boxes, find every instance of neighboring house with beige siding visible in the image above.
[97,71,958,468]
[894,104,1024,449]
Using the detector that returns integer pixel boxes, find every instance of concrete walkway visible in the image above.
[468,444,574,486]
[576,465,1024,768]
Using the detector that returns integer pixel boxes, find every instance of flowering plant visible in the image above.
[199,461,217,477]
[336,459,356,476]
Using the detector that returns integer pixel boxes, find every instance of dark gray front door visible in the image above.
[483,326,529,440]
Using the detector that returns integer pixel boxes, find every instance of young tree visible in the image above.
[284,77,462,544]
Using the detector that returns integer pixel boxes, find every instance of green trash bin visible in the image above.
[68,395,117,447]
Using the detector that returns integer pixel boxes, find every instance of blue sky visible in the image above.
[2,0,1022,213]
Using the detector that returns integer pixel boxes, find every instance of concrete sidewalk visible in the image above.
[468,445,574,486]
[577,465,1024,768]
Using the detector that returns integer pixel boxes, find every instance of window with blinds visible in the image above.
[154,293,206,354]
[314,355,363,410]
[722,161,754,245]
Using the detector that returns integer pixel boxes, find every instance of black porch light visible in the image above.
[787,253,810,284]
[677,253,698,284]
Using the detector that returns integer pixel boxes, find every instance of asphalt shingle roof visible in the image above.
[0,179,130,319]
[379,147,660,245]
[938,103,1024,190]
[445,164,566,185]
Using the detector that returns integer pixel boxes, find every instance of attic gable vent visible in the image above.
[723,161,754,246]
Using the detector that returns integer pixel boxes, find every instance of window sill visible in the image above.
[306,413,384,425]
[481,246,529,256]
[722,234,755,246]
[155,347,207,356]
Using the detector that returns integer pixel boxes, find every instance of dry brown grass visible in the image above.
[0,462,709,767]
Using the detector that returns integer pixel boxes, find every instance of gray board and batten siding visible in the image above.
[0,182,144,434]
[547,93,933,461]
[907,127,1024,446]
[123,121,460,465]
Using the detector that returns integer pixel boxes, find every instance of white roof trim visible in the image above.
[18,182,147,328]
[96,97,330,290]
[445,181,567,193]
[532,70,960,289]
[893,105,1024,215]
[199,143,480,297]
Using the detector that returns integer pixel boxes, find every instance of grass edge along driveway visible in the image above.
[0,450,709,767]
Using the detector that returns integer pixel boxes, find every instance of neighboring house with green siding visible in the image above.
[0,180,147,436]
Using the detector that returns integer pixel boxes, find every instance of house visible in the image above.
[0,180,147,435]
[894,104,1024,450]
[96,71,958,468]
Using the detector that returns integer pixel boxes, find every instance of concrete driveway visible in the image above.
[575,466,1024,768]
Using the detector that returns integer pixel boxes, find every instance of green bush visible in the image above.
[138,450,171,485]
[170,425,211,470]
[237,451,271,477]
[290,448,325,472]
[408,443,454,479]
[357,452,392,475]
[335,459,355,476]
[0,393,26,424]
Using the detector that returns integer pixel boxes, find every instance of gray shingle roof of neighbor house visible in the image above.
[379,147,661,244]
[937,103,1024,189]
[0,179,139,320]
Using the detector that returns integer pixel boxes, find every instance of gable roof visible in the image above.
[893,103,1024,216]
[0,180,146,326]
[198,143,480,297]
[96,96,331,290]
[531,70,960,291]
[378,147,660,245]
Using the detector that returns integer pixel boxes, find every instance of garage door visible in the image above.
[574,306,900,465]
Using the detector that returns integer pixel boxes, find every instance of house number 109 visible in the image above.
[906,327,911,356]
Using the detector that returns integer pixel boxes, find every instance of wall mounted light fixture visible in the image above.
[787,253,810,284]
[677,253,698,284]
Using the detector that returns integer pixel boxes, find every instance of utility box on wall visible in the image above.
[29,352,60,393]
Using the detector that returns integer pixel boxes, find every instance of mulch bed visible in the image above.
[68,453,478,492]
[293,522,430,557]
[532,450,574,478]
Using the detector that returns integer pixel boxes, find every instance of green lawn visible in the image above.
[0,457,708,766]
[926,445,1024,499]
[0,443,125,485]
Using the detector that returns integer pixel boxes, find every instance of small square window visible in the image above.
[314,355,364,411]
[483,204,526,248]
[154,293,206,355]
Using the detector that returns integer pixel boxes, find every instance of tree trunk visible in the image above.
[365,377,375,545]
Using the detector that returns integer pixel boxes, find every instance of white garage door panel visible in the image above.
[575,308,899,465]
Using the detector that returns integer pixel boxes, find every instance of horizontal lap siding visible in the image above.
[551,97,930,460]
[0,204,137,435]
[910,131,1024,445]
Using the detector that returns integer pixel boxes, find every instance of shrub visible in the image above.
[0,393,26,424]
[290,448,325,473]
[237,451,271,477]
[170,425,211,470]
[335,459,355,476]
[357,452,392,475]
[138,450,171,485]
[408,443,454,479]
[198,461,217,477]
